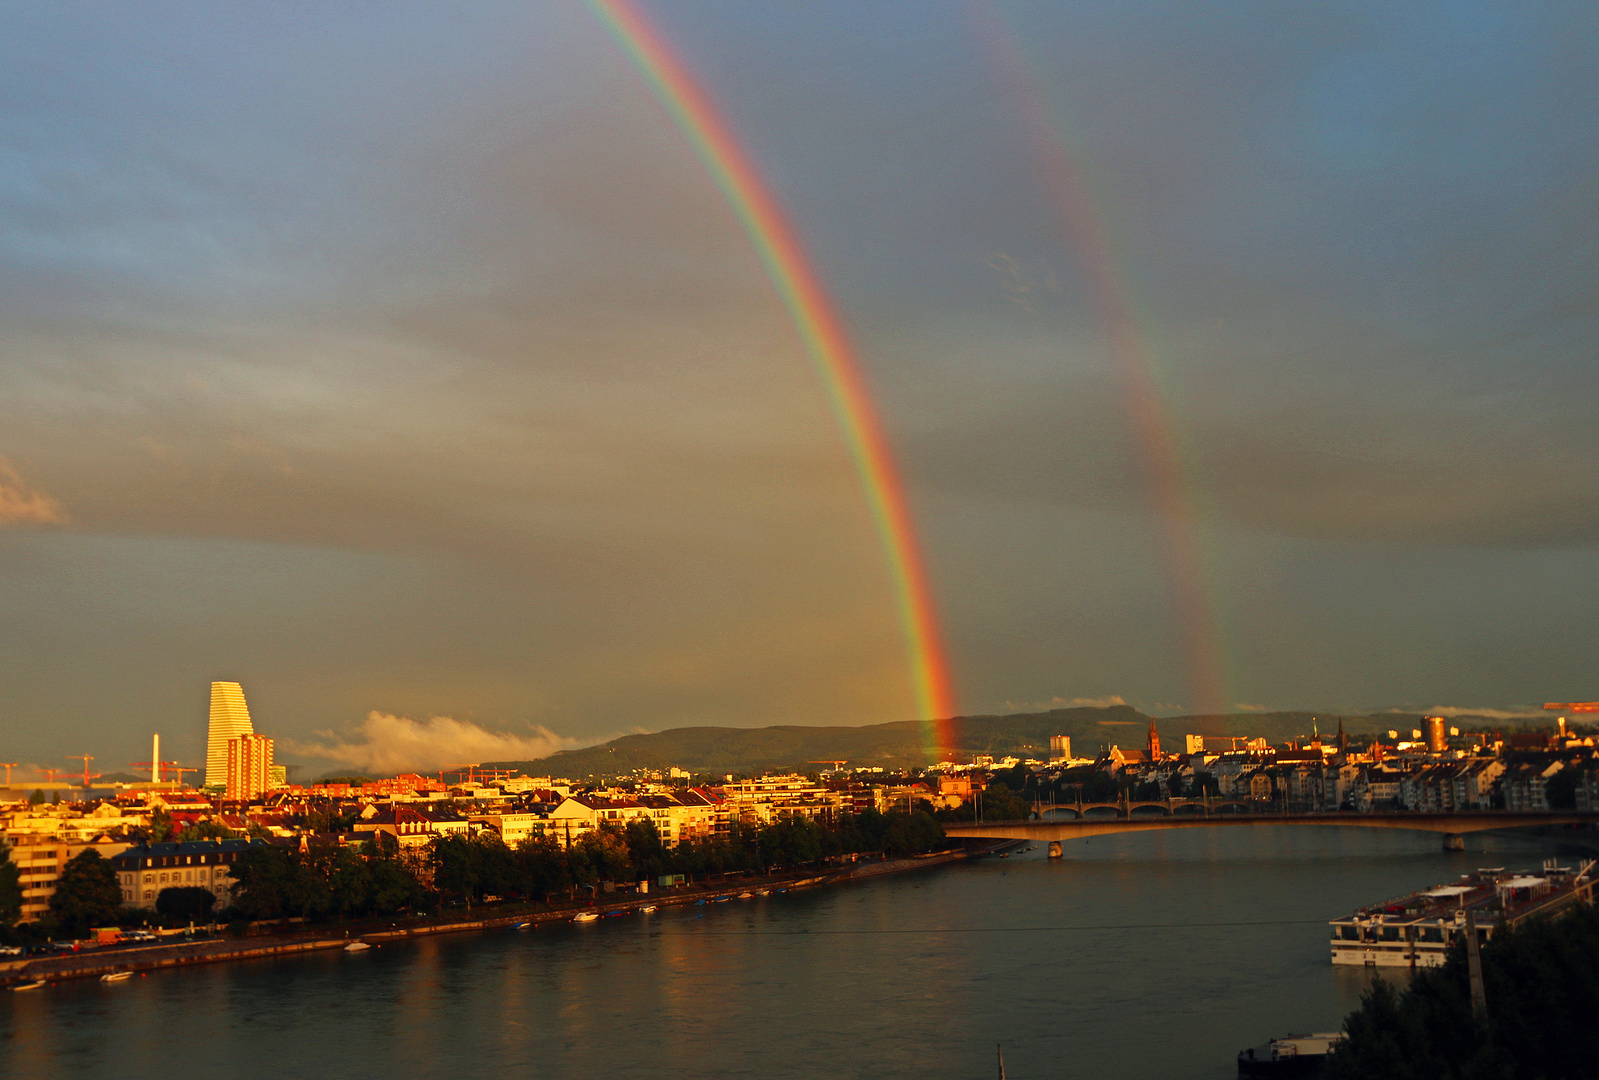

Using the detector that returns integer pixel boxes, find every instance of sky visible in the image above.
[2,1,1597,778]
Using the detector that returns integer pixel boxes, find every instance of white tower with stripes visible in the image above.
[204,681,255,791]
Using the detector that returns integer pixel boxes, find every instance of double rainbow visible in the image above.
[585,1,959,752]
[970,5,1228,717]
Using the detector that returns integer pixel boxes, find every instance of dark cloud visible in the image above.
[1,1,1596,767]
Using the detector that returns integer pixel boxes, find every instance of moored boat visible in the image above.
[100,971,133,983]
[572,911,600,923]
[12,979,46,992]
[344,941,371,952]
[1329,860,1596,968]
[639,905,658,913]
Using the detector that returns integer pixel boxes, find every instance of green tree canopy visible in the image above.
[156,886,217,919]
[0,845,22,927]
[1327,904,1599,1080]
[49,849,123,933]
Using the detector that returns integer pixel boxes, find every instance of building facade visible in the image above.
[225,733,275,801]
[204,681,255,791]
[110,839,248,909]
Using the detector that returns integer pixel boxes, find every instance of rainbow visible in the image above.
[584,1,959,752]
[970,6,1228,717]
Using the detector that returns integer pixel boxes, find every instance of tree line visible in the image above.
[1326,902,1599,1080]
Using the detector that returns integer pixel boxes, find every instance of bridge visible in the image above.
[945,809,1599,850]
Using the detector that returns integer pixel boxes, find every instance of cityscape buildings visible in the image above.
[204,682,255,792]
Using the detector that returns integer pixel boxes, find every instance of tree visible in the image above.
[0,845,21,927]
[1326,904,1599,1080]
[49,849,123,933]
[156,886,217,920]
[228,844,299,920]
[147,807,177,843]
[624,819,669,880]
[28,789,45,806]
[177,820,237,842]
[513,835,571,901]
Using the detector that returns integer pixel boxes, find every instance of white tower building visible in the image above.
[205,681,255,791]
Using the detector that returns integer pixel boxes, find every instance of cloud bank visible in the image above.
[0,458,63,525]
[287,712,587,776]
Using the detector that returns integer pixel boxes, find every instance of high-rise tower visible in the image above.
[205,681,255,791]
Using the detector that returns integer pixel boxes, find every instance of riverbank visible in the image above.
[3,844,1003,988]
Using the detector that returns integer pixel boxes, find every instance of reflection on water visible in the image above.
[1,827,1574,1079]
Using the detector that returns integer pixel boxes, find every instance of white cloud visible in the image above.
[286,712,588,775]
[0,457,64,525]
[1399,706,1549,721]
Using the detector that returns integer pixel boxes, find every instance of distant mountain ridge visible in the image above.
[481,705,1467,779]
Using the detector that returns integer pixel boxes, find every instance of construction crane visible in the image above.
[1543,702,1599,713]
[39,767,62,784]
[808,760,848,771]
[128,759,195,786]
[0,764,16,787]
[69,754,102,788]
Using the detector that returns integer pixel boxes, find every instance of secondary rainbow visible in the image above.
[970,5,1229,716]
[584,0,959,751]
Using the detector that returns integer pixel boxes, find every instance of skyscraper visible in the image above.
[226,733,274,801]
[205,681,255,791]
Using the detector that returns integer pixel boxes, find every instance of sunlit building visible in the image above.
[204,681,255,791]
[225,733,274,801]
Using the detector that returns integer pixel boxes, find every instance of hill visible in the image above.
[483,706,1422,779]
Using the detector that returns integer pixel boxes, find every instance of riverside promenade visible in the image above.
[2,846,984,988]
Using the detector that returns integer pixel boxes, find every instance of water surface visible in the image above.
[4,826,1578,1079]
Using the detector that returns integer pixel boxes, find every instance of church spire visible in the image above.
[1147,717,1162,761]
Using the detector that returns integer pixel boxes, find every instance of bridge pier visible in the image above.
[1443,833,1465,852]
[1047,841,1062,859]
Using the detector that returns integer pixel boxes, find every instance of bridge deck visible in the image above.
[944,811,1599,842]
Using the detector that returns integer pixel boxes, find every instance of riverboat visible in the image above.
[12,979,47,991]
[1237,1033,1342,1078]
[100,971,133,983]
[572,911,600,923]
[1329,859,1595,968]
[344,941,371,952]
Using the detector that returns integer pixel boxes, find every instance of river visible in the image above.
[3,826,1583,1079]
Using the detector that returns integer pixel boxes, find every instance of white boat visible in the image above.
[100,971,133,983]
[572,911,600,923]
[1330,860,1595,969]
[738,892,753,899]
[344,941,371,952]
[12,980,46,992]
[638,905,658,913]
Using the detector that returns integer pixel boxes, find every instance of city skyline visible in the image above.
[2,3,1597,772]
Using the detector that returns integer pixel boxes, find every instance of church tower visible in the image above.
[1147,718,1162,761]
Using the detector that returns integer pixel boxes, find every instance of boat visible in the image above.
[738,892,753,899]
[572,911,600,923]
[100,971,133,983]
[756,889,770,897]
[714,896,732,903]
[1329,860,1596,968]
[12,979,46,992]
[344,941,371,952]
[639,905,658,913]
[511,921,533,931]
[1238,1033,1342,1077]
[694,898,708,906]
